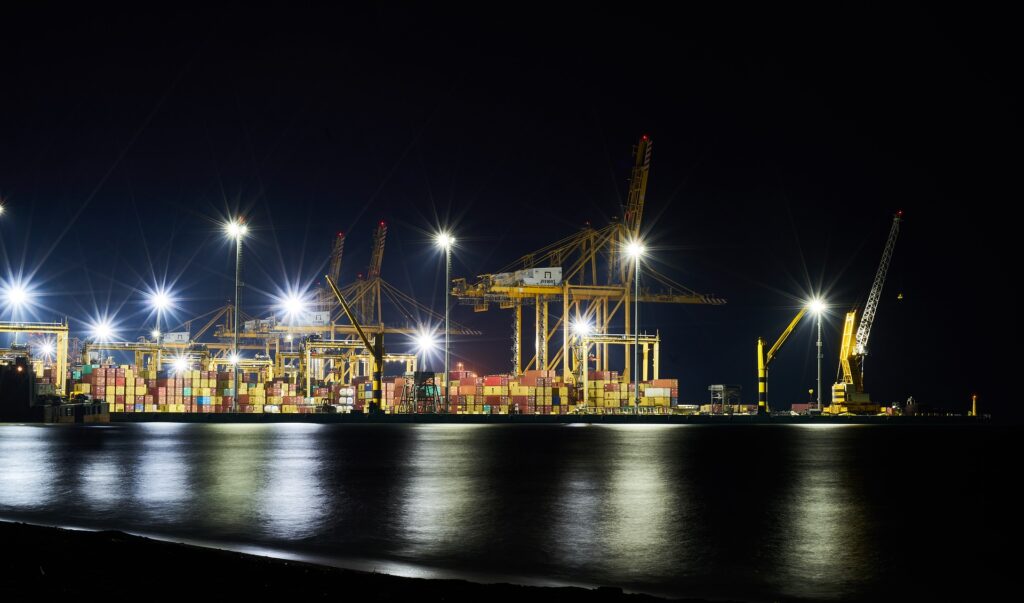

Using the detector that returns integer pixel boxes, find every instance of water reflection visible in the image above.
[80,451,125,509]
[775,425,869,598]
[397,426,487,557]
[257,424,326,539]
[0,426,56,508]
[600,426,682,580]
[195,424,269,530]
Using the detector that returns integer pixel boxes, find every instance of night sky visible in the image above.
[1,5,1016,416]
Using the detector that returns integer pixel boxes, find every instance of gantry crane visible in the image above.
[830,211,903,414]
[330,222,480,337]
[451,135,725,384]
[0,320,69,396]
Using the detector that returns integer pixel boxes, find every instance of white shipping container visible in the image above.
[519,267,562,286]
[644,387,672,397]
[161,331,190,344]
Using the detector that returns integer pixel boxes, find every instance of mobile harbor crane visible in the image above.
[829,211,902,414]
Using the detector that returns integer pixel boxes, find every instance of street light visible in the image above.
[225,219,248,412]
[149,288,172,343]
[3,282,29,343]
[281,293,307,322]
[173,357,188,374]
[91,320,114,342]
[571,318,592,408]
[626,240,645,413]
[435,231,454,409]
[809,298,827,411]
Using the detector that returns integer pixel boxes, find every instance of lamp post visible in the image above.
[809,298,826,411]
[626,241,645,413]
[226,219,248,413]
[436,232,454,411]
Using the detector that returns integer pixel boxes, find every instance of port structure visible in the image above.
[206,223,479,375]
[572,331,661,409]
[756,306,811,415]
[451,135,724,385]
[830,211,903,414]
[0,320,69,396]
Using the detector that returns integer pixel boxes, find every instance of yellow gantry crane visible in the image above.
[451,135,724,384]
[0,320,69,396]
[830,211,903,414]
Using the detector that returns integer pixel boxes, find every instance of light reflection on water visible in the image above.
[397,425,488,557]
[0,426,57,508]
[0,422,1006,600]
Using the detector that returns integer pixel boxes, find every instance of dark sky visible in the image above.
[1,4,1017,416]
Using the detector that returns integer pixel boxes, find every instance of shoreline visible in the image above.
[105,412,989,425]
[0,520,689,602]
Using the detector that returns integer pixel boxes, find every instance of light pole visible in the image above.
[626,241,645,413]
[436,232,454,410]
[809,298,826,411]
[226,219,248,413]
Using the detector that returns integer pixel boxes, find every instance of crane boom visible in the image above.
[623,134,652,239]
[328,232,345,285]
[855,211,902,356]
[757,306,810,415]
[368,221,387,280]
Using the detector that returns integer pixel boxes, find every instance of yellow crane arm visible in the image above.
[766,307,808,365]
[757,306,809,415]
[325,275,374,353]
[838,310,857,385]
